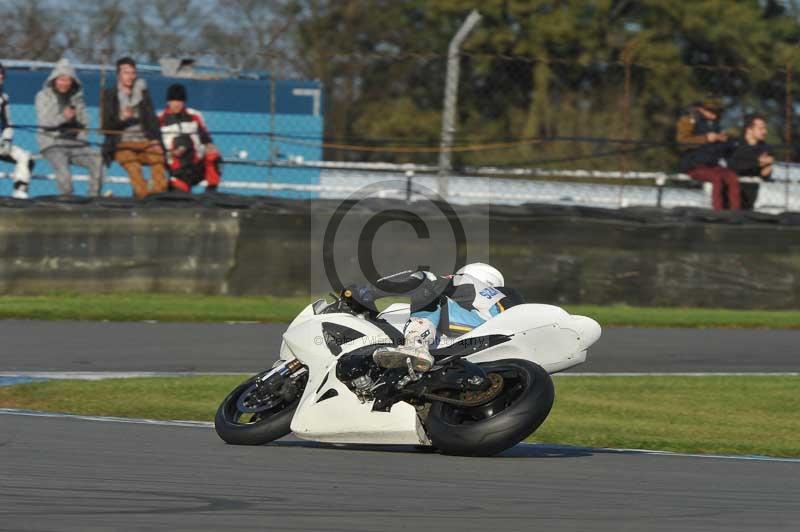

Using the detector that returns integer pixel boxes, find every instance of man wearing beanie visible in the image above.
[0,62,34,199]
[101,57,166,198]
[158,83,221,193]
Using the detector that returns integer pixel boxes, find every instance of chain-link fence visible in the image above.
[2,46,800,211]
[0,58,323,199]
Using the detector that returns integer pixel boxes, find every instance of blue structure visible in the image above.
[0,62,323,198]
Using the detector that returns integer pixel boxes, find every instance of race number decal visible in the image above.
[479,287,500,299]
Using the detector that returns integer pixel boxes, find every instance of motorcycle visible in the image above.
[214,288,601,456]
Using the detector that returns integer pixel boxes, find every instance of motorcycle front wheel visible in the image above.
[214,368,307,446]
[424,359,554,457]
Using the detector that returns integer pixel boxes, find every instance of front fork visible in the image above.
[256,359,307,395]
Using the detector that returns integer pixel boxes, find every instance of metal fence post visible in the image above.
[618,42,636,208]
[438,9,482,198]
[99,50,109,130]
[268,52,277,188]
[785,63,793,211]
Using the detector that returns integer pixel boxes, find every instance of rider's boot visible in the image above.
[373,343,434,373]
[373,317,436,372]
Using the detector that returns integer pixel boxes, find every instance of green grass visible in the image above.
[0,293,798,328]
[1,375,797,457]
[563,304,800,329]
[0,376,244,422]
[0,293,310,323]
[537,375,800,457]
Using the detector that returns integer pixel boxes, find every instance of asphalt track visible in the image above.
[1,320,799,373]
[1,411,798,532]
[2,321,799,531]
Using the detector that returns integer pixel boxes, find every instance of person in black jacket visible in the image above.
[101,57,166,198]
[675,100,740,210]
[728,114,774,210]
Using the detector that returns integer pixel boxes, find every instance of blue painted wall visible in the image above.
[0,67,323,198]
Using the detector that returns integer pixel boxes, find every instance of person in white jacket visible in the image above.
[0,62,33,199]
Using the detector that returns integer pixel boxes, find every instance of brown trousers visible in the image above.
[115,140,168,199]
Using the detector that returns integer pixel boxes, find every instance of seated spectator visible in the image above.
[676,99,740,210]
[35,58,104,197]
[0,62,34,199]
[101,57,166,199]
[158,84,221,193]
[728,114,774,210]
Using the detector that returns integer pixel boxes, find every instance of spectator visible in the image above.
[101,57,166,199]
[676,99,740,210]
[0,62,34,199]
[158,83,222,193]
[35,58,104,197]
[728,114,774,210]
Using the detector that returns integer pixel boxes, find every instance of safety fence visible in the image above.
[2,48,800,210]
[4,157,800,213]
[0,60,322,198]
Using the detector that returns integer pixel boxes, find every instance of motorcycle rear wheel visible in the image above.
[214,370,307,445]
[424,359,554,457]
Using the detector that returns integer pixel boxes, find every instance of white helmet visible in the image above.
[456,263,505,288]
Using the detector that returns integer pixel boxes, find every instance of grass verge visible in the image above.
[0,294,799,328]
[0,294,310,323]
[1,375,797,457]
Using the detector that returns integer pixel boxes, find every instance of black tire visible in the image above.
[214,371,306,446]
[424,359,554,457]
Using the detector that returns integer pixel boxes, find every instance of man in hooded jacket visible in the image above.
[35,58,104,196]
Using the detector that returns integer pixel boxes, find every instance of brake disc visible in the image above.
[237,383,284,413]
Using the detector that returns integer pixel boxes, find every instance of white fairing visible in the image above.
[290,361,425,445]
[281,302,600,445]
[378,303,601,374]
[283,312,424,445]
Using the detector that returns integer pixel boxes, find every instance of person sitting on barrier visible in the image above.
[676,99,740,210]
[101,57,167,199]
[35,58,105,197]
[0,62,34,199]
[728,114,774,211]
[348,263,520,372]
[158,84,222,193]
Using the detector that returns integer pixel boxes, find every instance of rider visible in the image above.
[369,263,521,372]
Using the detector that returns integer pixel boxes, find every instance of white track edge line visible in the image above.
[0,408,213,428]
[1,408,798,463]
[1,371,798,380]
[0,371,248,380]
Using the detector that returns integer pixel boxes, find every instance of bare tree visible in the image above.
[0,0,73,60]
[200,0,293,73]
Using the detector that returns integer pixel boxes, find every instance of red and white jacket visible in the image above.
[158,107,213,165]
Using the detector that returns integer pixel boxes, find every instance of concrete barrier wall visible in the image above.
[1,197,798,309]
